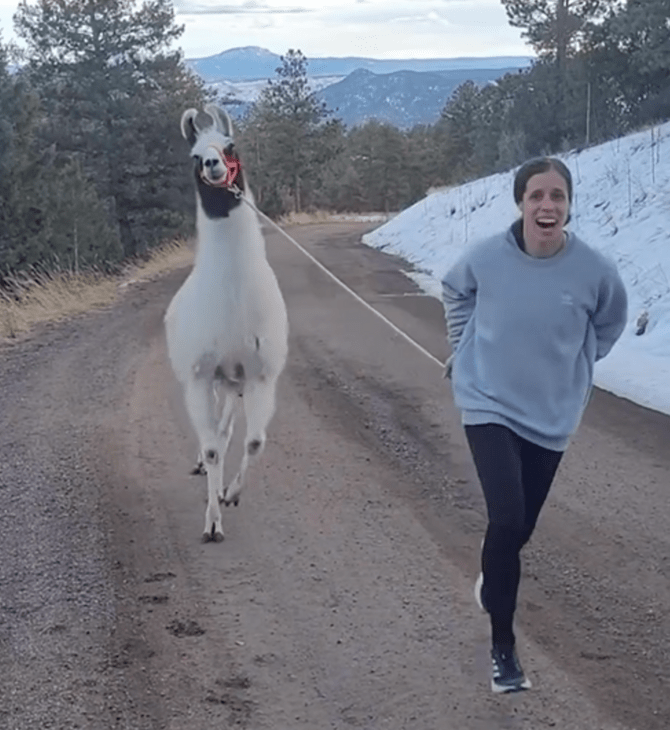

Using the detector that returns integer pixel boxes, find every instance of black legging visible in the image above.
[465,424,563,649]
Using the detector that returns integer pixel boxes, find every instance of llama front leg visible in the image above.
[184,377,226,542]
[223,377,278,506]
[215,390,237,504]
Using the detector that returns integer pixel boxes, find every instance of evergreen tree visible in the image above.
[500,0,611,63]
[37,157,123,271]
[0,31,122,272]
[1,37,53,270]
[500,1,611,142]
[439,81,481,182]
[347,121,410,212]
[405,124,445,199]
[14,0,206,256]
[593,0,670,126]
[0,36,44,270]
[240,49,340,215]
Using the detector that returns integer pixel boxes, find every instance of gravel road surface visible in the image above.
[0,222,668,730]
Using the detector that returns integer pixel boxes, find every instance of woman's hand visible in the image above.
[444,354,454,380]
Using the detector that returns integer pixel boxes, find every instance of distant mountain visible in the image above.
[187,46,532,129]
[187,46,279,83]
[186,45,532,83]
[318,67,523,129]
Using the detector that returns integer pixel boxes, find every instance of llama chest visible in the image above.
[164,265,287,383]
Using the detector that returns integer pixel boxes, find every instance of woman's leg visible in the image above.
[466,424,564,649]
[519,438,563,548]
[465,424,526,649]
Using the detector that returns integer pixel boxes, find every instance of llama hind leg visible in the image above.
[191,386,236,476]
[223,378,277,506]
[215,392,237,503]
[184,378,226,542]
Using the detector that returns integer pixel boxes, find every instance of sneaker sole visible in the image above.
[474,572,486,613]
[491,676,532,693]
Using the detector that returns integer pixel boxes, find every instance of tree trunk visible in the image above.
[294,173,301,214]
[555,0,569,144]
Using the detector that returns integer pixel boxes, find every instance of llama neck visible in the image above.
[194,199,266,273]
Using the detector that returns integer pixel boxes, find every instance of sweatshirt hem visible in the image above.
[461,410,569,452]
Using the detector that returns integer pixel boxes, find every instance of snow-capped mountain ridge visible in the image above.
[188,46,531,129]
[186,45,532,82]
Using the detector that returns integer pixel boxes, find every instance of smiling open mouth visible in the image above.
[536,218,558,229]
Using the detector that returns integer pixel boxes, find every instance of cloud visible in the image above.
[173,0,530,60]
[176,0,312,15]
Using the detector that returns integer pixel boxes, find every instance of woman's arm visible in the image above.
[593,264,628,361]
[441,256,477,355]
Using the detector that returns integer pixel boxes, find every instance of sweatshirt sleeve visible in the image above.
[441,254,477,353]
[593,263,628,361]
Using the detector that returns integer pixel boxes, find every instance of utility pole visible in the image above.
[585,81,591,146]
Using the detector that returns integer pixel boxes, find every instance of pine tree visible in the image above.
[439,81,481,182]
[0,30,124,272]
[500,1,612,143]
[500,1,611,63]
[240,49,340,215]
[347,121,410,212]
[14,0,206,256]
[0,36,46,270]
[594,0,670,125]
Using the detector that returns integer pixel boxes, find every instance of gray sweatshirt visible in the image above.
[442,225,628,451]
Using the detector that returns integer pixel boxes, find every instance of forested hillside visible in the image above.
[0,0,206,275]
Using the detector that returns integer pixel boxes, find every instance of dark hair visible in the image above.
[513,157,573,206]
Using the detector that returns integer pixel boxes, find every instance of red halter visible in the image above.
[221,153,241,188]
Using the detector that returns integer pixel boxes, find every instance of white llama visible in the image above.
[164,103,288,542]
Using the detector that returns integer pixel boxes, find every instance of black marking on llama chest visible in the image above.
[195,170,244,219]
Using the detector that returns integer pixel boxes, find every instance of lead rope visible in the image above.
[231,186,444,370]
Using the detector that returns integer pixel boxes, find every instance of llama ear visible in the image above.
[204,104,234,138]
[181,108,200,146]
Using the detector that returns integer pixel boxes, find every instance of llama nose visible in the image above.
[204,158,220,169]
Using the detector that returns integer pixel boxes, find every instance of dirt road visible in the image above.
[0,222,668,730]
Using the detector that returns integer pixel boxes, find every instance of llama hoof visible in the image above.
[202,529,225,543]
[217,495,238,506]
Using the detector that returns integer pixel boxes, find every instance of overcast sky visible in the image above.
[0,0,533,61]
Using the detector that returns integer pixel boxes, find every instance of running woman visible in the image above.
[442,156,628,693]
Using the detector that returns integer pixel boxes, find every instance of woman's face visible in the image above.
[520,169,570,252]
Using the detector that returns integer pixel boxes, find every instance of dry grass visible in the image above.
[0,211,384,342]
[122,237,194,283]
[0,237,194,342]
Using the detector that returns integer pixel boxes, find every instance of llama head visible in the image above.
[181,104,245,217]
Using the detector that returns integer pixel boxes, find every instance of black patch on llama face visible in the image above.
[194,165,245,219]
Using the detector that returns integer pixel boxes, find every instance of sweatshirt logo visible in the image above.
[561,292,574,306]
